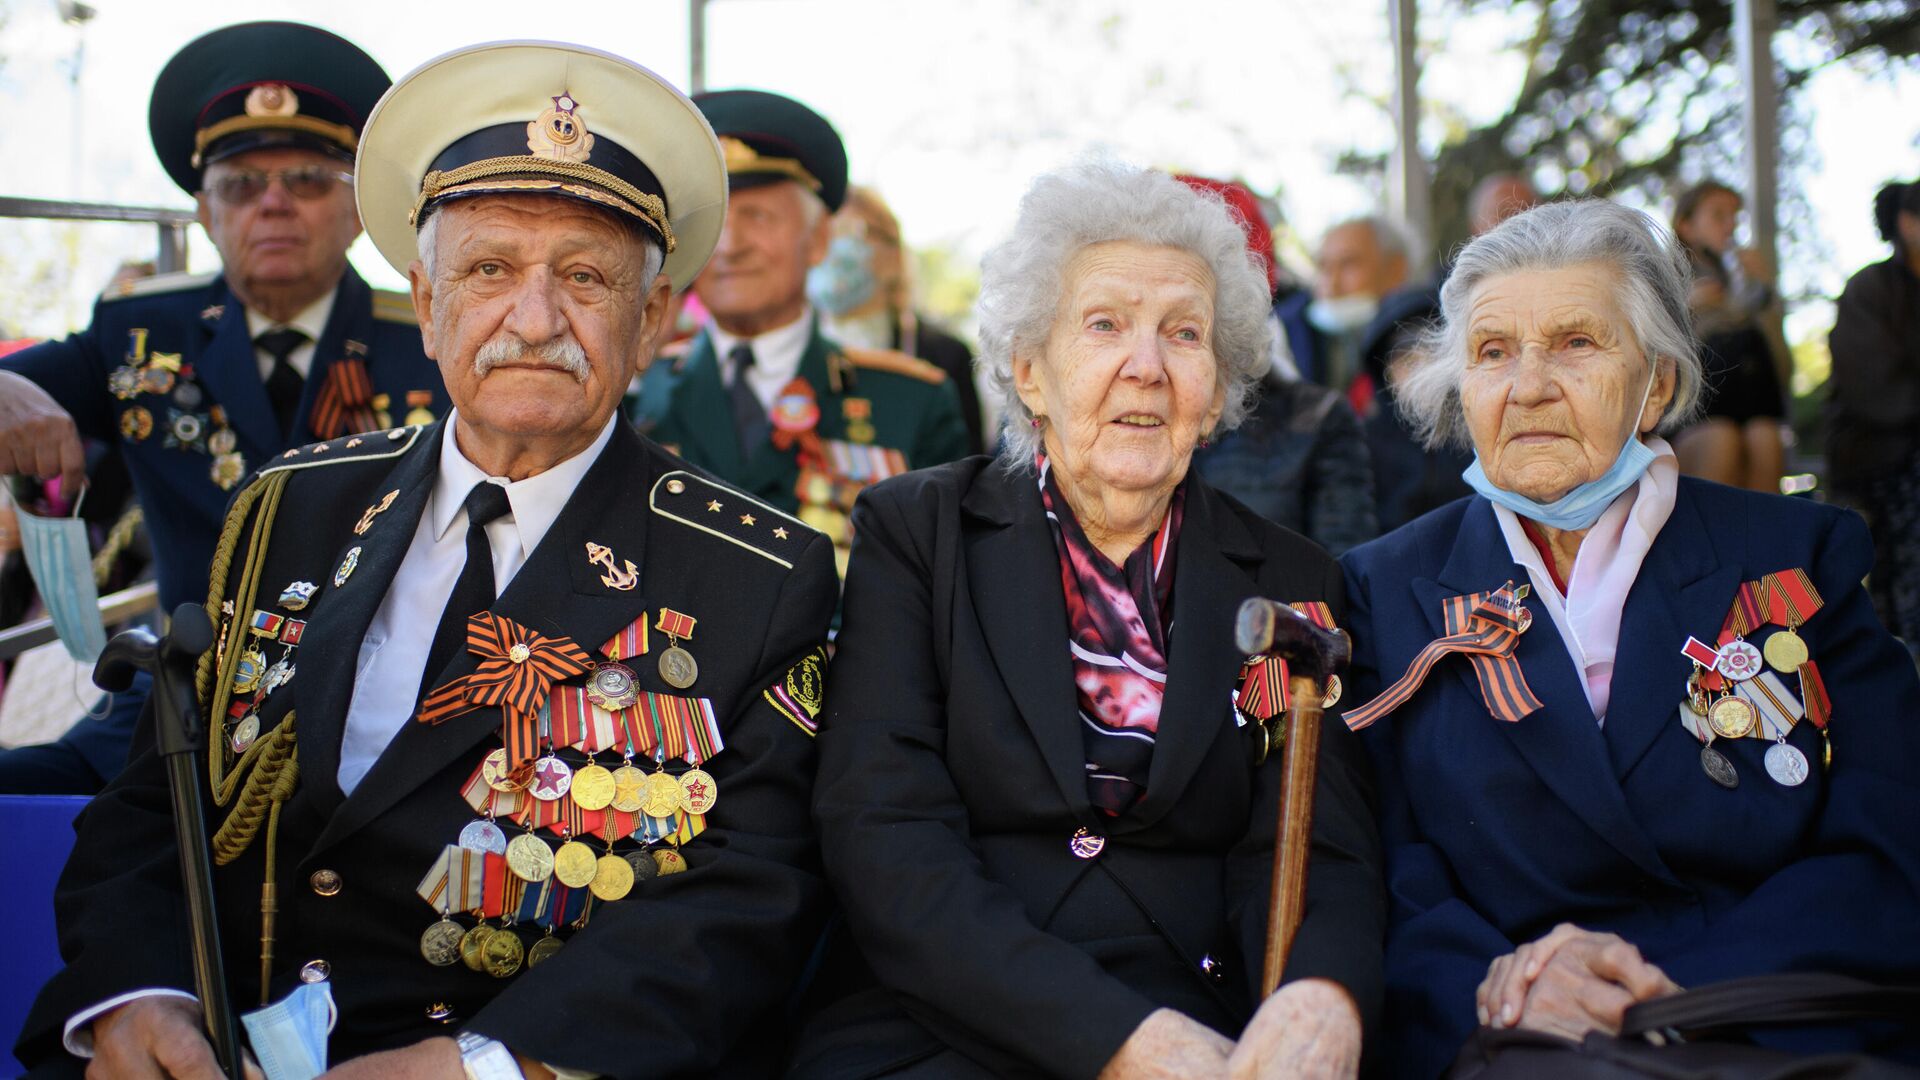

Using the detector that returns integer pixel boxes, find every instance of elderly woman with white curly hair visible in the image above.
[1340,199,1920,1077]
[784,161,1386,1080]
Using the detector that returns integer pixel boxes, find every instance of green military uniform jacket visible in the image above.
[634,322,969,570]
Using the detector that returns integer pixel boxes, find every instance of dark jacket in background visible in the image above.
[791,458,1384,1079]
[1827,256,1920,496]
[1194,376,1378,556]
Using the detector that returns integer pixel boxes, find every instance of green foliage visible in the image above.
[1405,0,1920,259]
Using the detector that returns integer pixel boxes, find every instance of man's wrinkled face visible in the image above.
[196,146,361,302]
[693,181,829,330]
[1315,222,1406,301]
[410,196,667,445]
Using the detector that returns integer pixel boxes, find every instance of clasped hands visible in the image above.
[1475,922,1682,1043]
[1098,977,1362,1080]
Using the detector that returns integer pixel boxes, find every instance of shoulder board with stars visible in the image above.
[259,425,427,476]
[649,470,815,569]
[370,289,419,326]
[837,345,949,386]
[99,269,219,304]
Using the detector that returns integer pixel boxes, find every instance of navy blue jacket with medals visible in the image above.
[0,266,446,613]
[16,419,839,1077]
[1341,480,1920,1078]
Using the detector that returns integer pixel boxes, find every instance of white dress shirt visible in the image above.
[63,409,618,1056]
[337,410,617,794]
[244,290,335,380]
[706,307,814,413]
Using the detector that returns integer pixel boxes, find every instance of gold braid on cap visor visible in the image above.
[191,114,359,167]
[410,155,677,253]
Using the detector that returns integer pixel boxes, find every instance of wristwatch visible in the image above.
[456,1032,524,1080]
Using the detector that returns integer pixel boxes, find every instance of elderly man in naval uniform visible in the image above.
[17,40,837,1080]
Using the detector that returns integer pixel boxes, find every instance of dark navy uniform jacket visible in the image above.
[1,266,446,614]
[18,421,838,1077]
[1342,480,1920,1077]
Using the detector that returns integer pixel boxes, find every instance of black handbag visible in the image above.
[1447,973,1920,1079]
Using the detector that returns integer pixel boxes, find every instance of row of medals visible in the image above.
[111,356,250,490]
[419,657,713,978]
[1690,627,1813,790]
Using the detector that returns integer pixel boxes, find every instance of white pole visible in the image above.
[1387,0,1431,276]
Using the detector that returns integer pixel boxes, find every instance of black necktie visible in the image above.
[728,343,771,457]
[256,327,308,439]
[418,481,514,702]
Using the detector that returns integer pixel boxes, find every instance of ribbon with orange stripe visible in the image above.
[1343,581,1545,731]
[308,359,380,440]
[416,613,594,768]
[1237,601,1342,719]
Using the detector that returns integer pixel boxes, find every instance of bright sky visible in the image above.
[1,0,1914,349]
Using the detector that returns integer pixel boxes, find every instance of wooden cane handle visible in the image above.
[1262,674,1325,997]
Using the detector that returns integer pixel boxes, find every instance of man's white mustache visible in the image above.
[472,334,589,382]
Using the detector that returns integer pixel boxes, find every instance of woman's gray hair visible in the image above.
[1394,198,1704,450]
[976,160,1274,465]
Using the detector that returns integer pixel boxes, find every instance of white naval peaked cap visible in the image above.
[355,40,726,291]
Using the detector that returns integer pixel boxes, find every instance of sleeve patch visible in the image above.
[763,647,827,736]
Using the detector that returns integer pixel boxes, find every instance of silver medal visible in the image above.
[458,819,508,854]
[1699,745,1739,789]
[1763,741,1809,787]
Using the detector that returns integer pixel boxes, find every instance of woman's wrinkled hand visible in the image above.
[1097,1007,1234,1080]
[1227,977,1361,1080]
[1476,923,1680,1040]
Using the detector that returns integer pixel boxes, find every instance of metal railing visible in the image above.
[0,195,195,272]
[0,582,159,661]
[0,196,189,660]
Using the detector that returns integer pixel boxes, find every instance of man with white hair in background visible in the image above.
[18,41,839,1079]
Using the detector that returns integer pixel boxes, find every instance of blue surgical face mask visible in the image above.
[14,499,107,662]
[1462,365,1660,531]
[806,235,878,317]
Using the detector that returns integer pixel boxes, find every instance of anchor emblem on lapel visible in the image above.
[584,541,639,592]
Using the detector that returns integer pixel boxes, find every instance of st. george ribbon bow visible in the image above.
[1342,581,1545,731]
[417,612,594,768]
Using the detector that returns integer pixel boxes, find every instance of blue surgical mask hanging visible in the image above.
[806,235,879,317]
[1463,365,1661,532]
[14,487,108,663]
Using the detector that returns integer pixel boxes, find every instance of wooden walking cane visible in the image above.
[1234,598,1351,998]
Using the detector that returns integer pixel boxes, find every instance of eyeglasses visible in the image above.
[204,165,352,206]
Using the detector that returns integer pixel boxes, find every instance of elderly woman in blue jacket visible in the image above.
[1340,199,1920,1077]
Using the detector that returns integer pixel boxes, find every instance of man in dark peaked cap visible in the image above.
[0,21,447,795]
[19,38,837,1080]
[633,88,968,578]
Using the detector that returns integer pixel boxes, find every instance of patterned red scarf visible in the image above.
[1037,455,1185,817]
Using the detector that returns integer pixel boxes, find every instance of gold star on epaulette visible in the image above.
[773,527,788,540]
[740,513,756,526]
[649,470,815,570]
[707,500,722,512]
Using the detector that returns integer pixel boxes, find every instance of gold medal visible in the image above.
[420,919,464,967]
[481,927,524,978]
[1708,694,1757,740]
[232,646,268,694]
[640,770,684,817]
[482,748,529,793]
[552,840,598,888]
[652,847,687,875]
[658,645,698,689]
[505,833,554,883]
[569,763,616,811]
[609,764,647,813]
[459,923,494,972]
[590,851,635,901]
[527,935,563,967]
[678,768,718,815]
[1763,629,1809,673]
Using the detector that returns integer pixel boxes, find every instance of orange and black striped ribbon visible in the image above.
[1764,569,1824,628]
[308,359,380,440]
[1235,601,1341,719]
[417,613,594,768]
[1717,580,1767,645]
[1342,582,1544,731]
[1799,660,1831,730]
